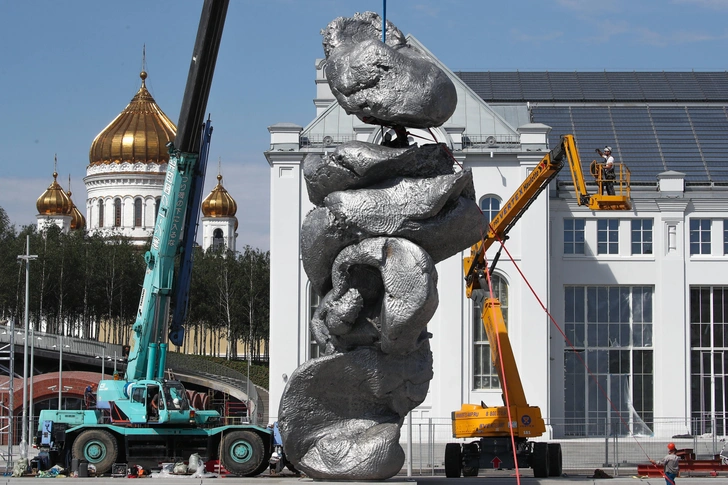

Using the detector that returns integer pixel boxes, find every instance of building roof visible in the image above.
[456,72,728,184]
[456,71,728,103]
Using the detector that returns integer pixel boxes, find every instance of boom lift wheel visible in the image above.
[531,442,550,478]
[548,443,563,477]
[444,442,462,478]
[220,430,266,476]
[71,429,119,475]
[462,442,480,476]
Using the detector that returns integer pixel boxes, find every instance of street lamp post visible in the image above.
[56,337,70,410]
[29,333,41,452]
[17,235,37,459]
[247,252,253,422]
[95,344,105,377]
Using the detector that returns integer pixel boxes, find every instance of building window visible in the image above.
[564,218,585,255]
[114,198,122,227]
[724,220,728,255]
[134,198,143,228]
[597,219,619,255]
[473,274,508,390]
[631,219,653,255]
[690,286,728,436]
[212,228,225,251]
[564,286,653,437]
[479,196,501,230]
[690,219,711,255]
[97,199,104,228]
[154,197,161,223]
[309,287,322,360]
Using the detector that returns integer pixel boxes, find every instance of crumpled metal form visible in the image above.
[321,11,457,128]
[301,169,482,295]
[303,141,456,206]
[278,343,434,480]
[278,11,479,480]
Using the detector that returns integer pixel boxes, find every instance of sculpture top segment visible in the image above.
[321,11,457,129]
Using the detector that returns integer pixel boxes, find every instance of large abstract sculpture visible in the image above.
[278,12,483,479]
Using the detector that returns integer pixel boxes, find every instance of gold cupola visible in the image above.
[66,177,86,231]
[88,71,176,166]
[202,174,238,228]
[37,169,72,216]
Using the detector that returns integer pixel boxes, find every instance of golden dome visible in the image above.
[89,71,176,166]
[202,174,238,222]
[37,171,72,216]
[67,189,86,231]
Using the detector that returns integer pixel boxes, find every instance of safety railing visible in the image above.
[397,416,728,477]
[589,161,631,199]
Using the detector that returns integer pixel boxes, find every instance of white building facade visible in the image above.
[267,36,728,440]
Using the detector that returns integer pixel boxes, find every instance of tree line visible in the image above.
[0,206,270,362]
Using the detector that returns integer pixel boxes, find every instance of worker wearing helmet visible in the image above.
[595,146,616,195]
[650,442,679,485]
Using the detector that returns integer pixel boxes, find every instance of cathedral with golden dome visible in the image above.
[201,172,238,251]
[36,158,86,233]
[36,69,237,252]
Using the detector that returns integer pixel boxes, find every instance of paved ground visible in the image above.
[0,475,716,484]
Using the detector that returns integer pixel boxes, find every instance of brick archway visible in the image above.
[1,371,111,415]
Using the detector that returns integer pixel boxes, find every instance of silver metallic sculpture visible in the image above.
[278,12,482,479]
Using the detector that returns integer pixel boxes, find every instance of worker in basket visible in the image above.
[595,146,616,195]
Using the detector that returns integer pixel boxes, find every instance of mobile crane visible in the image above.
[445,134,631,478]
[34,1,274,477]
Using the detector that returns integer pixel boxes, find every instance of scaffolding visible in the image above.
[0,319,16,473]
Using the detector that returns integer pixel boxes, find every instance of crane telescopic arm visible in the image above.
[125,0,229,381]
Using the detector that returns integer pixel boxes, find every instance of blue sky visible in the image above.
[1,0,727,250]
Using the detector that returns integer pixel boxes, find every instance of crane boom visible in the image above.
[126,0,228,381]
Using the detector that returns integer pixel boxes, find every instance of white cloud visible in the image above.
[204,161,270,251]
[635,26,728,46]
[0,177,48,229]
[556,0,622,14]
[510,29,564,43]
[671,0,728,10]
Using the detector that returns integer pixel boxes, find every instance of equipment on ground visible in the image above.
[35,1,274,477]
[447,134,631,478]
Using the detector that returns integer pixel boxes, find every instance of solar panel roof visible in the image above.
[456,71,728,102]
[456,72,728,183]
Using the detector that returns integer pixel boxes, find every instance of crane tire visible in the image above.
[220,430,265,476]
[72,429,118,475]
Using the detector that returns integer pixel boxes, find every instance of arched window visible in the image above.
[114,198,122,227]
[212,228,225,251]
[309,286,322,360]
[473,273,508,389]
[154,197,161,222]
[134,198,143,227]
[97,199,104,228]
[479,195,501,229]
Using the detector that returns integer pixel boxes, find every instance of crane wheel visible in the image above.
[548,443,563,476]
[72,429,119,475]
[220,430,265,476]
[444,443,462,478]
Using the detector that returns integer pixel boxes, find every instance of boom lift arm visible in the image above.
[464,134,630,298]
[446,134,632,478]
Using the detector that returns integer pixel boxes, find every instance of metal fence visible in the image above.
[398,416,728,476]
